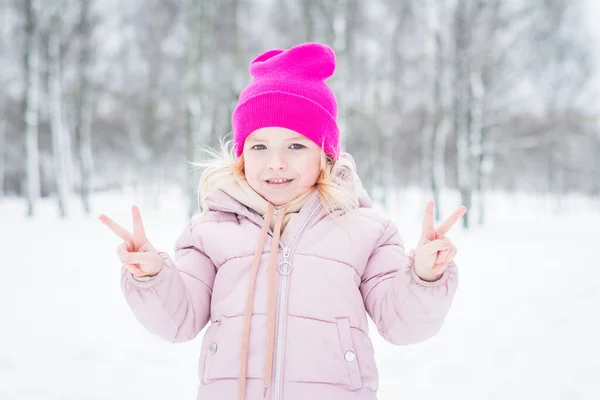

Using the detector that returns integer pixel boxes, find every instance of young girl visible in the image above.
[100,42,466,400]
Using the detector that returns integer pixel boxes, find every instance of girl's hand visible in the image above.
[414,201,467,282]
[99,205,162,278]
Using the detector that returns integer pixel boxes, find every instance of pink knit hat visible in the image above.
[232,42,340,160]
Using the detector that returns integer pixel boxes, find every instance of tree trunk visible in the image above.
[547,109,565,213]
[22,0,41,217]
[453,0,472,229]
[301,0,315,42]
[0,0,8,199]
[144,53,161,208]
[185,0,204,216]
[0,118,5,199]
[476,124,494,226]
[75,0,94,214]
[425,3,446,222]
[49,28,69,218]
[469,68,485,227]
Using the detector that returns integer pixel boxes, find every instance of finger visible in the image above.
[125,240,135,252]
[131,205,149,244]
[139,241,156,253]
[445,245,458,263]
[117,243,141,270]
[117,243,134,263]
[117,242,128,257]
[420,201,436,241]
[436,206,467,237]
[436,244,457,264]
[127,264,145,276]
[100,214,134,242]
[435,248,450,264]
[420,238,452,256]
[125,251,157,265]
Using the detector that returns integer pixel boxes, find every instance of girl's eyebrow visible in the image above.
[285,135,309,141]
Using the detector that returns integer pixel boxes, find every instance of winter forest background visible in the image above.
[1,0,598,222]
[1,0,600,399]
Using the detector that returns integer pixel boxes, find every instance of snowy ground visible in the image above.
[1,188,598,400]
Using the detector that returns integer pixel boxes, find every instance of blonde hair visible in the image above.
[193,137,358,217]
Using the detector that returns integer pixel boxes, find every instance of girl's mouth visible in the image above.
[265,178,294,187]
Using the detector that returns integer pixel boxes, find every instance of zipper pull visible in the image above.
[279,246,292,275]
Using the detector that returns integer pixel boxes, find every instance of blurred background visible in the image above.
[1,0,598,220]
[0,0,599,399]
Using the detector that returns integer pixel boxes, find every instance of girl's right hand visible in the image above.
[99,205,163,278]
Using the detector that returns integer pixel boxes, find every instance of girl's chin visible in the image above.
[263,189,316,206]
[260,189,302,206]
[250,181,316,206]
[263,194,295,206]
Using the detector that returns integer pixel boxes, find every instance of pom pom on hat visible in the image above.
[232,42,340,160]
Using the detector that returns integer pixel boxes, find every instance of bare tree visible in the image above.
[0,118,5,199]
[185,0,206,216]
[532,1,592,212]
[452,0,474,228]
[0,1,9,200]
[210,0,241,143]
[74,0,95,214]
[46,5,70,218]
[137,0,180,206]
[21,0,41,217]
[466,0,500,227]
[420,0,450,222]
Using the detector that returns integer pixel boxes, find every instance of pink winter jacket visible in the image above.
[121,158,458,400]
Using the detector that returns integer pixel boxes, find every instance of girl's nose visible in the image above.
[267,152,287,171]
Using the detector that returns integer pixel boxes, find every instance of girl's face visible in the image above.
[243,127,322,206]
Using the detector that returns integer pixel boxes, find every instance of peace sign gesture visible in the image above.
[99,205,162,278]
[413,201,467,282]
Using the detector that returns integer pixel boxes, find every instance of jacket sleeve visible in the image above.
[120,217,216,343]
[360,219,458,345]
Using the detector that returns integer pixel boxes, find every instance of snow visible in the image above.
[0,188,598,399]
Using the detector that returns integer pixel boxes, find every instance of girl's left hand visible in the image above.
[413,201,467,282]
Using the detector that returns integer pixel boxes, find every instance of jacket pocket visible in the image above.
[335,317,363,390]
[351,324,379,391]
[285,315,363,391]
[199,320,221,384]
[201,314,267,383]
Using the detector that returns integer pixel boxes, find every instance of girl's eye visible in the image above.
[290,143,305,150]
[251,144,266,150]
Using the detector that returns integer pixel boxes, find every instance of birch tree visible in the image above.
[22,0,41,217]
[415,0,451,221]
[138,0,179,206]
[74,0,95,214]
[452,0,473,228]
[0,118,5,199]
[0,1,9,200]
[46,5,70,218]
[185,0,205,216]
[210,0,241,145]
[533,1,592,211]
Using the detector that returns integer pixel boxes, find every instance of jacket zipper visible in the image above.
[273,203,320,400]
[207,194,323,398]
